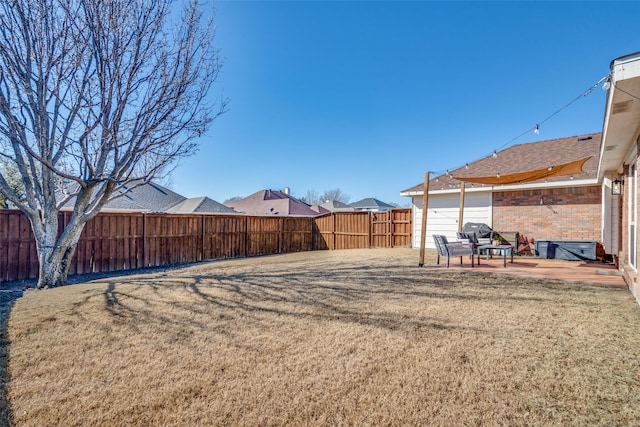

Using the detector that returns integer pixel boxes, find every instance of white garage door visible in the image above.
[412,191,492,249]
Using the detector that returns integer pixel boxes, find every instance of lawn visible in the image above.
[4,248,640,426]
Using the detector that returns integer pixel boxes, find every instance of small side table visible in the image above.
[477,244,513,268]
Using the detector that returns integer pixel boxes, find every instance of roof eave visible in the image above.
[598,52,640,181]
[400,178,598,197]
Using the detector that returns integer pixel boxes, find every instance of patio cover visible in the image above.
[452,157,591,185]
[418,156,591,266]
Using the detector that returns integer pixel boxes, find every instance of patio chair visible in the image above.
[456,231,480,250]
[433,234,475,268]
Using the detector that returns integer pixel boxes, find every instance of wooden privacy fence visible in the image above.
[0,209,411,283]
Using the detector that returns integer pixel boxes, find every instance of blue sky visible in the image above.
[171,1,640,207]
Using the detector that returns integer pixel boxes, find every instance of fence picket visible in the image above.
[0,209,411,282]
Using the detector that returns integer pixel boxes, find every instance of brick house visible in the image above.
[598,51,640,302]
[400,133,606,253]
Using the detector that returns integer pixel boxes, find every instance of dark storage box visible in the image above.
[462,222,493,238]
[535,240,596,261]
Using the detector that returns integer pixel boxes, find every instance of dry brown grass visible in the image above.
[0,299,12,426]
[5,248,640,426]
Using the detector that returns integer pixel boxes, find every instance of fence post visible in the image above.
[368,211,372,248]
[389,210,393,248]
[334,213,338,250]
[419,171,430,267]
[142,213,147,267]
[201,215,205,262]
[244,216,249,257]
[278,217,283,254]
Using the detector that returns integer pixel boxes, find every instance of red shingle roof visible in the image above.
[225,190,329,216]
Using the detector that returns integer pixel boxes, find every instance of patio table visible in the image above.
[477,244,513,268]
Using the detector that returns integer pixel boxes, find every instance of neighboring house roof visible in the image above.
[309,204,329,215]
[320,200,356,212]
[401,132,601,194]
[104,181,186,212]
[225,189,330,216]
[166,197,238,214]
[62,180,236,214]
[349,198,395,210]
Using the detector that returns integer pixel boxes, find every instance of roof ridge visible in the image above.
[507,132,601,150]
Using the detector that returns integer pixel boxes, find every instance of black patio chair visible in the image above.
[456,231,480,250]
[433,234,475,268]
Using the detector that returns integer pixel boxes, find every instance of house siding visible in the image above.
[492,186,602,244]
[411,191,492,249]
[620,161,640,301]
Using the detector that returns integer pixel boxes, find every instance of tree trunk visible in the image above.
[35,216,86,289]
[37,245,76,289]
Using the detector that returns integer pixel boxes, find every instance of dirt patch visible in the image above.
[5,248,640,426]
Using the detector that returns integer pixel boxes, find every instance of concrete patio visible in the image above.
[431,254,626,287]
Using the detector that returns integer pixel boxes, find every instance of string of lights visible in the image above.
[428,74,611,178]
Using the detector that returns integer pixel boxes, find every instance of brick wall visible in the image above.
[492,186,601,243]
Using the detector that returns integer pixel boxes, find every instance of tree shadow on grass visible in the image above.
[97,267,469,347]
[97,261,575,344]
[0,286,25,427]
[0,303,12,426]
[90,255,630,354]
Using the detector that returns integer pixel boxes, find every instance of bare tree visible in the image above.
[301,188,350,204]
[0,0,225,288]
[302,189,321,205]
[0,159,25,208]
[223,196,242,204]
[320,188,350,204]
